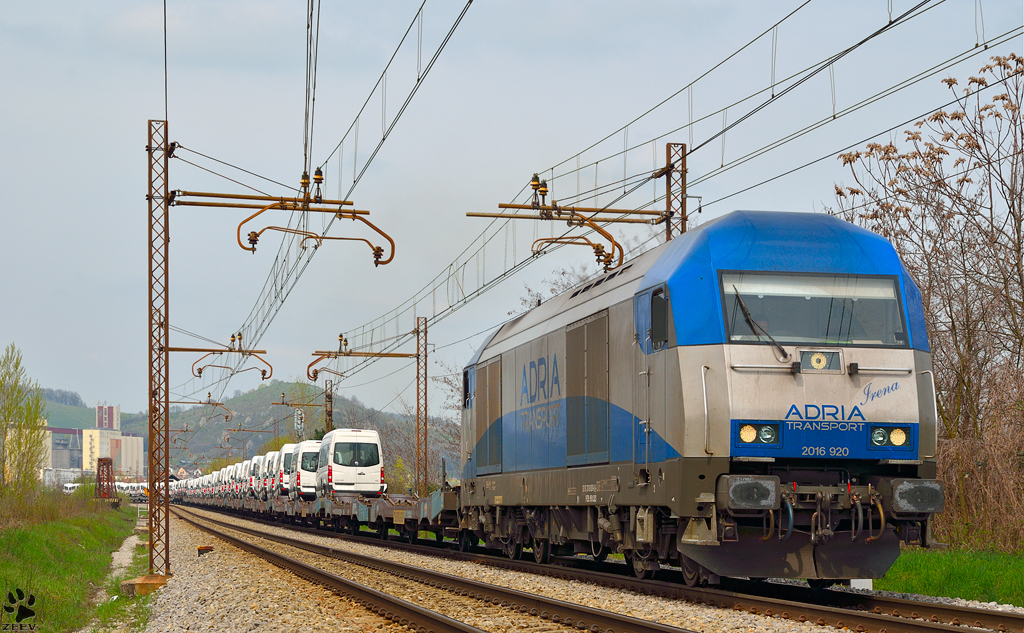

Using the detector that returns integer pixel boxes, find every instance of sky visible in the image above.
[1,1,1021,432]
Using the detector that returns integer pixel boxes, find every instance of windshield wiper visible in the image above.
[732,285,791,362]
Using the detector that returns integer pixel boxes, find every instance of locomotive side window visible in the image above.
[721,272,908,348]
[463,370,471,409]
[650,291,669,350]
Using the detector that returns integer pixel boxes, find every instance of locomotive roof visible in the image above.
[467,210,928,367]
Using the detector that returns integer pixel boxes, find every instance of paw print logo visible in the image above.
[3,588,36,623]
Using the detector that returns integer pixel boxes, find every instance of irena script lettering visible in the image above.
[860,380,899,406]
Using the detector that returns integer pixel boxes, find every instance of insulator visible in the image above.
[248,231,259,249]
[530,173,540,190]
[313,167,323,184]
[538,180,548,197]
[301,171,310,188]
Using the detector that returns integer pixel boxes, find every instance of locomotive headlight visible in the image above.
[739,424,757,443]
[871,428,888,446]
[889,427,907,446]
[758,425,777,443]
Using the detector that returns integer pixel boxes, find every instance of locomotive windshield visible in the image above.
[721,272,908,348]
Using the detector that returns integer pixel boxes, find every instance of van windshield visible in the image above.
[721,272,908,348]
[334,442,380,467]
[300,452,319,471]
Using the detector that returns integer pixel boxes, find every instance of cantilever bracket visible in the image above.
[171,346,272,381]
[234,202,394,266]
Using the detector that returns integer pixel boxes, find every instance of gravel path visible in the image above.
[143,516,406,633]
[183,507,836,633]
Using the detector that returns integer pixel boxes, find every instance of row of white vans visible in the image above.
[173,428,386,501]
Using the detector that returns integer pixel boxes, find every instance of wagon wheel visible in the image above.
[590,542,608,563]
[434,531,445,543]
[531,537,550,564]
[376,520,388,540]
[808,579,836,590]
[405,526,418,544]
[457,530,477,552]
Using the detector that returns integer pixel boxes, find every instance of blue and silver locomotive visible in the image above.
[460,210,944,584]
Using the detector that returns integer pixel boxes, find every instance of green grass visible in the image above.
[0,502,137,632]
[877,548,1024,607]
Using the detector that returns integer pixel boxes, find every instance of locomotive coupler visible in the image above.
[810,491,835,545]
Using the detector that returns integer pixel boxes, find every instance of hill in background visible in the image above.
[42,380,459,488]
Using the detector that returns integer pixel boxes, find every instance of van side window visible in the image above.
[334,442,380,467]
[318,443,329,469]
[283,452,294,472]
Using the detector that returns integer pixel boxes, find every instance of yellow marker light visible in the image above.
[889,427,907,446]
[740,424,757,443]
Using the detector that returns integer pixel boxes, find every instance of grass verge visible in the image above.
[877,548,1024,607]
[0,501,137,633]
[92,535,153,633]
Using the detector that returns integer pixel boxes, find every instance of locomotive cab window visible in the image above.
[721,272,908,348]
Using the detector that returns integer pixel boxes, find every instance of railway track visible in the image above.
[177,505,1023,633]
[173,506,697,633]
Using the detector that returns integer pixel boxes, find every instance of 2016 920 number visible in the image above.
[802,446,849,457]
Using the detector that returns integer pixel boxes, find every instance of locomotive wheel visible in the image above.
[531,538,550,564]
[504,538,523,560]
[681,558,701,587]
[628,552,657,580]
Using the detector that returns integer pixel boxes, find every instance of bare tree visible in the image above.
[831,54,1024,551]
[510,263,595,315]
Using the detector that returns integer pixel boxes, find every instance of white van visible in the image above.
[276,443,297,497]
[248,456,264,498]
[238,460,251,498]
[289,440,321,502]
[260,451,279,501]
[316,428,386,498]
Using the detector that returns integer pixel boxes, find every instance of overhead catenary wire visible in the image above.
[176,2,1007,450]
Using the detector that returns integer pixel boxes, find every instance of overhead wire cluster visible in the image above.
[169,1,1020,451]
[316,0,1019,389]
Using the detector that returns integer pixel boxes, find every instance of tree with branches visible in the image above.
[830,54,1024,551]
[0,343,48,494]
